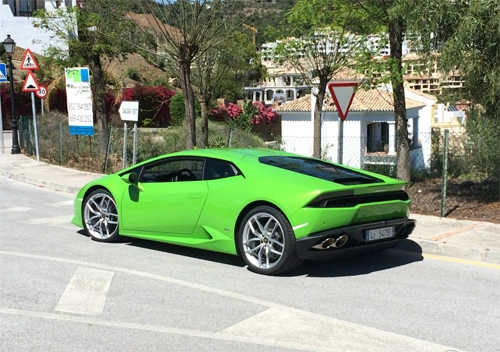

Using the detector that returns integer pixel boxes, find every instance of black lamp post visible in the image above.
[3,35,21,154]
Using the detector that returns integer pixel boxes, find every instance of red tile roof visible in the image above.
[275,88,426,112]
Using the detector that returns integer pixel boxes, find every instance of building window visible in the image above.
[366,122,389,153]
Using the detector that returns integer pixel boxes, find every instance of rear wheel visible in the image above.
[83,189,120,242]
[238,206,302,275]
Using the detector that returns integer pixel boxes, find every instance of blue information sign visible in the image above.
[0,63,7,83]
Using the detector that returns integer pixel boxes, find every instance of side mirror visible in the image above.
[128,172,138,184]
[121,172,145,191]
[121,172,137,184]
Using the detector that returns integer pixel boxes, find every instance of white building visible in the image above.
[244,66,310,105]
[275,87,435,171]
[1,0,76,54]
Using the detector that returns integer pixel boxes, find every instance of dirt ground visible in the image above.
[407,178,500,223]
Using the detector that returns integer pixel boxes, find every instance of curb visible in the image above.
[1,170,82,194]
[398,238,500,265]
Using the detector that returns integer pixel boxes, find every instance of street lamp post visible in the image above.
[3,35,21,154]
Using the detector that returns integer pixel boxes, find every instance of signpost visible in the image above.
[35,85,47,99]
[36,85,48,116]
[0,63,6,153]
[119,101,139,168]
[327,81,358,164]
[20,49,39,70]
[20,49,42,161]
[65,68,94,136]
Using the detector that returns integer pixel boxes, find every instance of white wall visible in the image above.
[0,1,75,55]
[404,90,437,169]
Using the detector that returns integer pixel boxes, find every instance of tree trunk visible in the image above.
[88,54,108,156]
[179,47,196,150]
[389,18,411,182]
[313,91,324,159]
[199,100,209,148]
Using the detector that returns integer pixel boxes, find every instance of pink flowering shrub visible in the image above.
[209,100,279,131]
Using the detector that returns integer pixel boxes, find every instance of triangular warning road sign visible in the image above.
[327,81,358,121]
[22,71,40,92]
[20,49,39,70]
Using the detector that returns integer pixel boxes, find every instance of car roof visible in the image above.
[170,148,295,161]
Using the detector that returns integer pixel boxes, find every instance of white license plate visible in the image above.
[366,226,395,241]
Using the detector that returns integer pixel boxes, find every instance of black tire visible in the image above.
[237,206,302,275]
[83,189,120,242]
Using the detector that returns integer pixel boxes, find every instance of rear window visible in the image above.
[259,156,383,185]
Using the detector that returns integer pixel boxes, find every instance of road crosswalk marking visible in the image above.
[24,215,72,225]
[48,200,74,207]
[1,206,33,213]
[55,266,114,315]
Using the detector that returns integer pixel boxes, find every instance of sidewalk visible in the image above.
[2,131,500,265]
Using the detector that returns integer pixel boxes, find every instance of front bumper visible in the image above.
[295,218,416,260]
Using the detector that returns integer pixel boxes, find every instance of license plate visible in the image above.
[366,226,394,241]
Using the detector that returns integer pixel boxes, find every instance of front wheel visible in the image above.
[237,206,302,275]
[83,189,120,242]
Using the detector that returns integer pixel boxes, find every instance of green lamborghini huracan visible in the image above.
[72,148,416,275]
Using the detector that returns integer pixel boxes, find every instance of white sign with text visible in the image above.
[65,68,94,136]
[119,101,139,122]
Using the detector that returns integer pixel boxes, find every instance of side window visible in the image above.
[205,159,238,180]
[141,158,205,183]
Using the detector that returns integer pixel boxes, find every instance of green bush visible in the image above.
[169,92,201,126]
[126,67,141,81]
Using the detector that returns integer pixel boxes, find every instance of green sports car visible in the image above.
[72,148,416,275]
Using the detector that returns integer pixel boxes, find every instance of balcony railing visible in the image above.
[6,0,73,17]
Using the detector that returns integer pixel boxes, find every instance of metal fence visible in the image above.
[19,115,499,219]
[18,116,272,174]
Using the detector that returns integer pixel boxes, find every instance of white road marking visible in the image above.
[24,215,72,225]
[0,250,465,351]
[220,307,462,352]
[1,206,33,213]
[54,266,114,315]
[48,200,74,207]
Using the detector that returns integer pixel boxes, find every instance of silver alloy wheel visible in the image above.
[84,191,119,240]
[241,212,285,270]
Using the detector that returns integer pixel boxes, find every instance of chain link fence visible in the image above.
[19,112,499,218]
[18,113,273,174]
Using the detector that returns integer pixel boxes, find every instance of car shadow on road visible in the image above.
[118,235,246,268]
[76,230,421,276]
[287,240,424,278]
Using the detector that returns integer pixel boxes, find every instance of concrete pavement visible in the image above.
[2,130,500,265]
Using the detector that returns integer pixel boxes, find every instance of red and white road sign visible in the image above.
[35,85,48,99]
[22,71,40,92]
[327,81,358,121]
[20,49,39,70]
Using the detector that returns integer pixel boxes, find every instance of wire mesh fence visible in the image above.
[18,115,273,174]
[19,114,499,218]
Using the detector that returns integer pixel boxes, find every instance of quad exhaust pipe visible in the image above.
[313,235,349,250]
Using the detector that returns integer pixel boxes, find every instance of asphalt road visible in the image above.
[1,176,499,352]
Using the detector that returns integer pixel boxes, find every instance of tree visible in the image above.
[395,0,500,179]
[273,0,364,158]
[192,32,261,147]
[132,0,240,150]
[334,0,413,181]
[33,0,135,155]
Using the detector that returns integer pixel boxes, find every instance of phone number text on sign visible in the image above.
[68,102,92,111]
[68,114,93,124]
